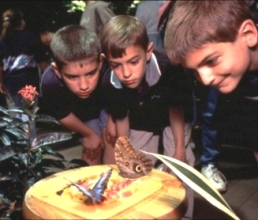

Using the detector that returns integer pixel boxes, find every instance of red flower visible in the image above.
[18,85,39,106]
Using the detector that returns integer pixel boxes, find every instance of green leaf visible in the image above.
[0,133,11,146]
[40,158,65,169]
[0,146,17,161]
[0,175,13,182]
[0,106,9,116]
[0,119,8,129]
[1,116,13,123]
[66,158,89,168]
[33,114,60,125]
[17,153,28,165]
[31,132,73,149]
[4,128,28,140]
[142,151,240,220]
[7,107,23,114]
[6,118,25,129]
[40,146,65,160]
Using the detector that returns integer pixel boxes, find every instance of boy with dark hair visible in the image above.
[164,0,258,191]
[100,15,195,218]
[40,25,113,165]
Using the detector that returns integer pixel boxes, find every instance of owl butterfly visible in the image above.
[64,168,112,204]
[114,136,153,178]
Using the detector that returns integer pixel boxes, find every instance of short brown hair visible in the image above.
[50,24,101,70]
[100,15,149,59]
[164,0,255,65]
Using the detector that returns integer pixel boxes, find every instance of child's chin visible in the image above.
[217,84,236,94]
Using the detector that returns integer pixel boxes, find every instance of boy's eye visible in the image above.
[206,57,218,66]
[110,63,119,69]
[87,71,96,76]
[130,59,139,65]
[67,75,78,80]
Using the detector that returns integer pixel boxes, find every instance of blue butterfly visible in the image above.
[64,168,112,204]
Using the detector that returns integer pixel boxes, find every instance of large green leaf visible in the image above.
[31,132,73,149]
[142,151,240,220]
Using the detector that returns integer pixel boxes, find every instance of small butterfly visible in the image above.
[114,136,153,178]
[64,168,112,204]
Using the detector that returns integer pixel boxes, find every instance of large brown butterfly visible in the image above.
[114,136,153,178]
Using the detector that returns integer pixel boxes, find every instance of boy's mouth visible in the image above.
[78,92,91,98]
[123,80,135,86]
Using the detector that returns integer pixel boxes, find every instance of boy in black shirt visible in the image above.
[40,25,113,165]
[100,15,195,219]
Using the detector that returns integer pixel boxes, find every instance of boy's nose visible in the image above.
[122,66,131,78]
[197,68,215,86]
[79,78,89,90]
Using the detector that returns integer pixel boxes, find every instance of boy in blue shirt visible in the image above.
[40,25,113,165]
[164,0,258,191]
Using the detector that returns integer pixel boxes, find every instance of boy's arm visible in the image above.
[169,106,186,162]
[116,114,130,137]
[59,112,103,161]
[105,113,130,146]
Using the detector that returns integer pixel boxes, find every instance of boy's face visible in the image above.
[52,58,102,99]
[182,20,258,94]
[182,41,250,94]
[107,44,153,89]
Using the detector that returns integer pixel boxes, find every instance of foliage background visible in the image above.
[0,0,141,33]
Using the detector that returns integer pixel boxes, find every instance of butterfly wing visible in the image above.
[64,178,93,199]
[91,168,113,203]
[114,136,153,178]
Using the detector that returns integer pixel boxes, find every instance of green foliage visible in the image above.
[0,106,87,219]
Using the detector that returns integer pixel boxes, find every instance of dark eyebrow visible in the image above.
[109,55,139,64]
[85,67,98,75]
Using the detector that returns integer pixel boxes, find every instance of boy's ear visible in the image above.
[101,53,106,59]
[146,42,154,61]
[240,19,258,47]
[51,62,62,79]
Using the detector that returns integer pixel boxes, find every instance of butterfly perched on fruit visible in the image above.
[64,168,112,204]
[114,136,153,178]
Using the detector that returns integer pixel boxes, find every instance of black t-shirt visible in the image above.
[40,61,110,121]
[102,49,194,132]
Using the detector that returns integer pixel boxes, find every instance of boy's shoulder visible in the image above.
[41,65,64,90]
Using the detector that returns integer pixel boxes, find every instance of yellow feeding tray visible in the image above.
[23,165,187,219]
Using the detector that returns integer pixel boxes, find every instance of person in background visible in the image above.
[0,8,48,108]
[164,0,258,192]
[40,30,54,64]
[100,15,195,219]
[40,25,114,165]
[79,0,115,37]
[135,0,169,49]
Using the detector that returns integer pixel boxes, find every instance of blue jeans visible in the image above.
[200,87,220,166]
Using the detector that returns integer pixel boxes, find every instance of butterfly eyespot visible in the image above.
[135,165,142,173]
[125,162,129,167]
